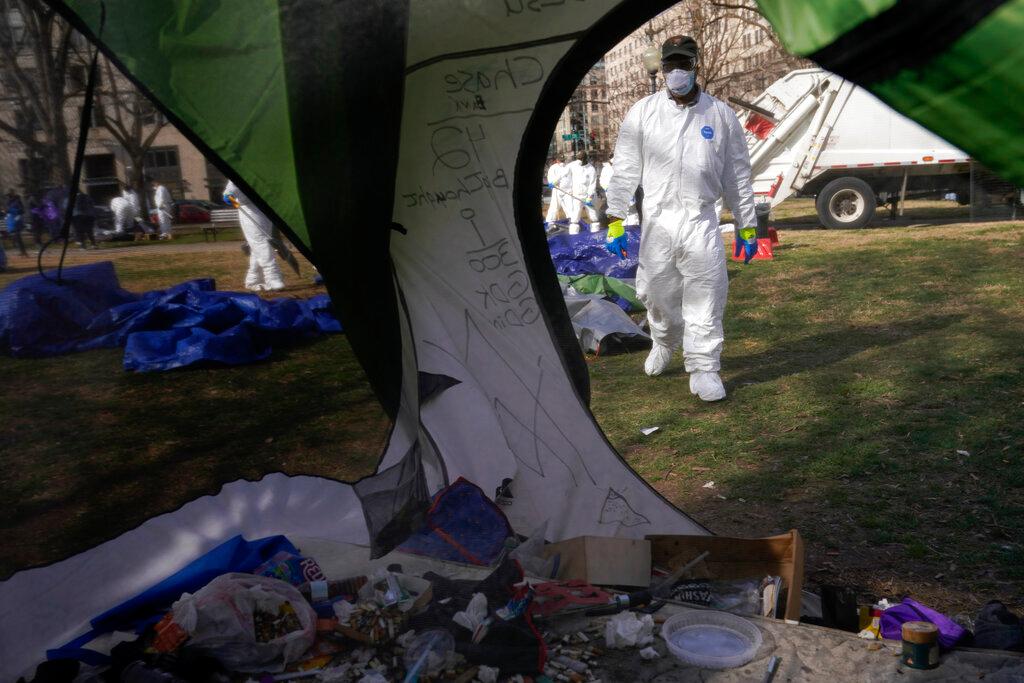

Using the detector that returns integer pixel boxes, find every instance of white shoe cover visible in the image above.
[689,371,726,401]
[644,344,673,377]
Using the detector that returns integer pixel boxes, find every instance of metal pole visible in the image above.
[969,161,975,222]
[898,168,908,217]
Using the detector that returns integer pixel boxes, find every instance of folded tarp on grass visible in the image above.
[558,273,644,313]
[547,226,641,279]
[564,294,650,356]
[0,261,341,371]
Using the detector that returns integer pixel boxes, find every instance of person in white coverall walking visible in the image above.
[151,179,174,239]
[223,180,285,292]
[605,35,757,402]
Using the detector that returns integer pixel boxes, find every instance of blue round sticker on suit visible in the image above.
[701,125,714,140]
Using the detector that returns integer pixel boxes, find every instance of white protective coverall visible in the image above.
[544,161,570,226]
[123,188,143,227]
[566,159,598,234]
[606,89,756,375]
[599,162,640,227]
[153,183,173,237]
[109,196,131,233]
[224,180,285,291]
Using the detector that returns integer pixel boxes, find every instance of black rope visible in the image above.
[38,1,105,284]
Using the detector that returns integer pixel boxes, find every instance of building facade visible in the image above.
[550,62,612,161]
[0,10,223,210]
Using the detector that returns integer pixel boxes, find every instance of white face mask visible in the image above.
[666,68,695,96]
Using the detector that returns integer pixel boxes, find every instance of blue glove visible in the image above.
[734,226,758,264]
[605,220,627,259]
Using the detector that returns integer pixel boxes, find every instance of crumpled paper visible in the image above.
[333,599,356,625]
[477,665,499,683]
[453,592,489,632]
[605,611,655,649]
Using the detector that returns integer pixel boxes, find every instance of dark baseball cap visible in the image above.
[662,35,699,60]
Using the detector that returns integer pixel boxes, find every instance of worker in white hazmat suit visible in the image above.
[544,158,571,232]
[110,183,143,233]
[223,180,285,291]
[599,156,640,227]
[566,151,599,234]
[109,196,131,233]
[150,178,174,239]
[122,185,143,228]
[605,35,757,402]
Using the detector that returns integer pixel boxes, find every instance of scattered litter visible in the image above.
[477,665,499,683]
[605,611,655,649]
[956,450,971,456]
[452,592,488,633]
[702,481,716,489]
[641,426,660,436]
[639,647,660,660]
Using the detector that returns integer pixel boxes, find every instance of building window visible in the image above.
[145,147,179,169]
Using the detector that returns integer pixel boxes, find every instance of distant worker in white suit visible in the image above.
[110,183,143,233]
[109,195,130,234]
[122,184,143,228]
[544,157,571,233]
[566,151,598,234]
[150,178,174,239]
[223,180,285,292]
[605,35,758,402]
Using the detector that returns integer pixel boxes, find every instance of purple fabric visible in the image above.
[880,598,967,649]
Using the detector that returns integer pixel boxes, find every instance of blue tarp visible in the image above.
[47,535,300,665]
[398,477,513,566]
[0,261,342,371]
[547,225,641,279]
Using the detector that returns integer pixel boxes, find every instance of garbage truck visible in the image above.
[735,68,975,228]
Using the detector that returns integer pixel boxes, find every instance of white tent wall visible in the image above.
[390,3,708,540]
[0,0,711,678]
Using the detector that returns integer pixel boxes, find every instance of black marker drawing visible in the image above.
[599,488,651,527]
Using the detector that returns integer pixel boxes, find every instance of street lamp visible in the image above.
[642,44,661,95]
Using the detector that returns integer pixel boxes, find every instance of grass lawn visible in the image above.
[2,210,1022,615]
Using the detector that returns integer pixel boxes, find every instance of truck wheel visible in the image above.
[816,177,876,228]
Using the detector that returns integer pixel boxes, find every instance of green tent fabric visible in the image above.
[558,273,645,312]
[4,0,1024,677]
[758,0,1024,187]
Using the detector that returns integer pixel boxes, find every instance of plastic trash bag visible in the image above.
[508,520,558,579]
[169,573,316,672]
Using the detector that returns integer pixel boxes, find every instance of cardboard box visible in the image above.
[543,536,651,587]
[646,530,805,622]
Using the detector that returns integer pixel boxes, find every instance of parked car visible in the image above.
[148,199,218,224]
